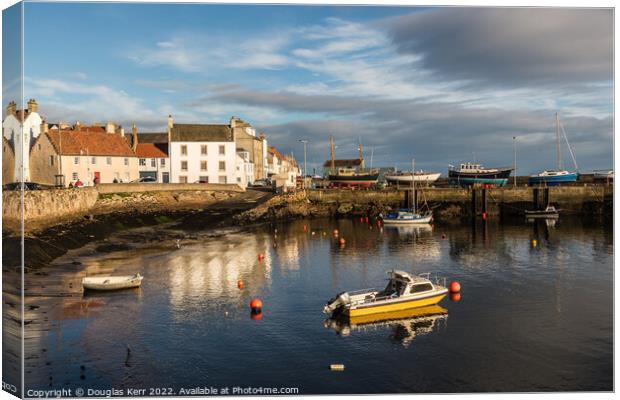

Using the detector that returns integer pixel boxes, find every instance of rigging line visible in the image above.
[559,119,579,171]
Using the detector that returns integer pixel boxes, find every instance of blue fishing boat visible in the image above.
[529,113,579,186]
[448,163,512,187]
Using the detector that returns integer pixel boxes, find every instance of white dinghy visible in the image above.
[82,273,143,291]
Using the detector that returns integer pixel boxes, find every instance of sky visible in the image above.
[2,2,614,174]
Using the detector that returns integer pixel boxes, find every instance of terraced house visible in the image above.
[167,116,237,184]
[29,122,139,186]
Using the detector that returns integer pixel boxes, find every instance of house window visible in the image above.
[139,158,146,166]
[201,145,207,155]
[237,177,241,183]
[200,161,207,171]
[125,157,129,166]
[92,157,97,165]
[151,158,156,168]
[74,157,79,165]
[219,161,226,171]
[199,176,208,183]
[181,145,187,156]
[181,161,188,171]
[219,145,225,155]
[218,176,227,184]
[179,176,188,183]
[49,156,54,166]
[160,158,166,167]
[106,157,112,165]
[72,172,78,181]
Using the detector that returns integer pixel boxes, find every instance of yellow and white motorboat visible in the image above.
[323,270,448,317]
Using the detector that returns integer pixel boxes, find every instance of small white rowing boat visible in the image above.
[82,274,143,291]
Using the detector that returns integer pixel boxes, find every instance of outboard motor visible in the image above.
[323,291,351,314]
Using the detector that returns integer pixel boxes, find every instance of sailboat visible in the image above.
[382,159,433,225]
[529,113,579,186]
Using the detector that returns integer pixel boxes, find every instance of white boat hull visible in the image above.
[382,215,433,225]
[82,274,143,291]
[385,172,441,183]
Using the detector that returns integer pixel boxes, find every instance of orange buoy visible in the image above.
[449,281,461,293]
[237,280,244,289]
[531,239,537,247]
[450,292,461,302]
[338,238,346,246]
[257,253,265,261]
[250,310,263,320]
[250,298,263,311]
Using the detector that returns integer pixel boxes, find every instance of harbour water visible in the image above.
[5,217,613,394]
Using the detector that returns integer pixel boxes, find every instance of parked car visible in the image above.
[3,182,42,191]
[252,179,272,188]
[131,176,158,183]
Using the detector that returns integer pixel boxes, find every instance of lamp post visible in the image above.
[513,136,517,187]
[299,139,308,189]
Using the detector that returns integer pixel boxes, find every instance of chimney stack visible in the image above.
[41,121,49,133]
[106,122,116,134]
[119,126,125,136]
[132,124,138,151]
[6,101,16,116]
[75,121,81,131]
[27,99,38,113]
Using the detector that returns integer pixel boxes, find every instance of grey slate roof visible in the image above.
[171,124,233,142]
[137,133,168,144]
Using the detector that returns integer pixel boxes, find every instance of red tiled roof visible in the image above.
[77,125,107,134]
[47,129,135,157]
[135,143,168,158]
[268,146,284,159]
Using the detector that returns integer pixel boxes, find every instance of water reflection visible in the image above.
[324,305,448,348]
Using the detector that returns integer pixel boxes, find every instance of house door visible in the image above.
[162,172,170,183]
[94,171,100,184]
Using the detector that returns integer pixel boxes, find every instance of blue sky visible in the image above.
[3,3,614,174]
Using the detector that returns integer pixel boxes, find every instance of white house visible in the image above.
[235,150,254,187]
[2,99,42,182]
[168,117,237,184]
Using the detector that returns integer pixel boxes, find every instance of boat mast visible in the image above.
[411,159,416,212]
[358,139,364,172]
[330,135,336,175]
[556,112,563,171]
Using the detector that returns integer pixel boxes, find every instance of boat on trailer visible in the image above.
[82,273,143,291]
[448,162,512,187]
[323,270,448,317]
[529,113,579,186]
[385,171,441,184]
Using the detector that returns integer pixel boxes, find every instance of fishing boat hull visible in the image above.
[328,173,379,188]
[448,168,512,187]
[524,211,559,219]
[528,172,578,186]
[382,214,433,225]
[346,291,448,317]
[385,172,441,184]
[82,274,143,291]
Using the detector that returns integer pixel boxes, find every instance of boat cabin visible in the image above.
[379,270,436,297]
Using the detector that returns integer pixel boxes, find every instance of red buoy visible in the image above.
[237,280,244,289]
[450,292,461,302]
[338,238,346,245]
[482,212,487,220]
[333,229,339,237]
[250,298,263,311]
[257,253,265,261]
[449,281,461,293]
